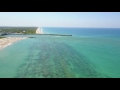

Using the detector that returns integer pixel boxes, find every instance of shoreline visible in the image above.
[0,37,27,50]
[36,27,43,34]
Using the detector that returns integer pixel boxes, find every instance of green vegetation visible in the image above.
[0,27,38,34]
[0,36,5,39]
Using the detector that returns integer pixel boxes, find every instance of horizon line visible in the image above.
[0,26,120,29]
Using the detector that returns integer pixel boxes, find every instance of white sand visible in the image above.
[0,37,27,50]
[36,28,43,34]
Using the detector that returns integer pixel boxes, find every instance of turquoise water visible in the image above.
[0,27,120,78]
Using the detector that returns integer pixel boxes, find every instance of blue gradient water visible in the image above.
[0,27,120,78]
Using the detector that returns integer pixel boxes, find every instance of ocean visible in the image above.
[0,27,120,78]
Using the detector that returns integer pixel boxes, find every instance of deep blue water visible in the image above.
[42,27,120,37]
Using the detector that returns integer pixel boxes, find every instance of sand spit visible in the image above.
[0,37,27,50]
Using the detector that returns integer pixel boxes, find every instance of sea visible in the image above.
[0,27,120,78]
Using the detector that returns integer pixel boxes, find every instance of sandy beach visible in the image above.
[36,28,43,34]
[0,37,27,50]
[0,27,42,50]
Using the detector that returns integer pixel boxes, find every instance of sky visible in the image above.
[0,12,120,28]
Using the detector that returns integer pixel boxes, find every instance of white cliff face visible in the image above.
[36,28,43,34]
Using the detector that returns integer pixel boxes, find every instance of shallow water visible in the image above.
[0,28,120,78]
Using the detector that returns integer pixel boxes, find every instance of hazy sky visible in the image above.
[0,12,120,28]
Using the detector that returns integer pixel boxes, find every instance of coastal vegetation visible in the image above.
[0,36,5,39]
[0,27,38,34]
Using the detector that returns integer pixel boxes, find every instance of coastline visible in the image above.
[0,27,42,50]
[36,27,43,34]
[0,37,27,50]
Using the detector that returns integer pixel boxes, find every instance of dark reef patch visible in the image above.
[15,36,110,78]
